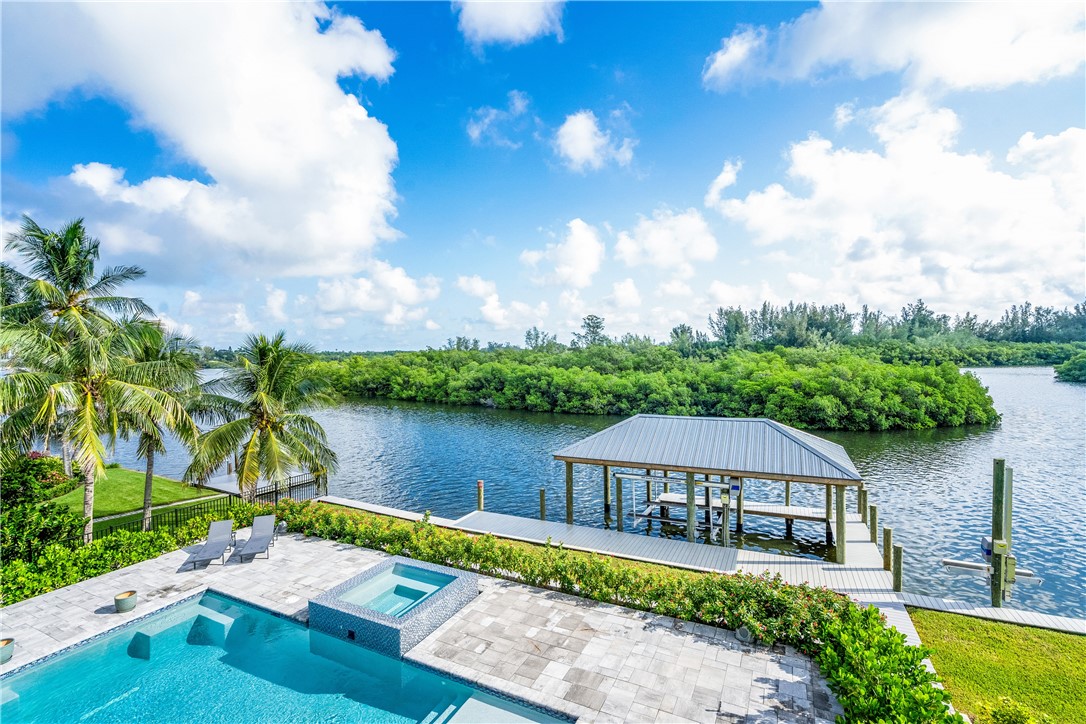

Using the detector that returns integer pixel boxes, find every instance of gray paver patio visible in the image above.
[0,530,841,723]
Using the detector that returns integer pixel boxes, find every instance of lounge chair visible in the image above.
[236,515,278,562]
[189,519,235,569]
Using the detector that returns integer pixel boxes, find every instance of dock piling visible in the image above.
[539,487,546,520]
[616,476,624,532]
[477,479,484,511]
[602,465,611,513]
[835,486,846,564]
[883,527,893,570]
[869,505,878,543]
[685,472,696,543]
[735,477,745,534]
[824,485,833,545]
[784,481,793,539]
[892,544,903,592]
[565,461,573,525]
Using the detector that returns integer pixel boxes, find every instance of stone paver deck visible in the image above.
[0,530,840,723]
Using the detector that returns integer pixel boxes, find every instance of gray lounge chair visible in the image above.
[236,515,277,562]
[190,519,235,569]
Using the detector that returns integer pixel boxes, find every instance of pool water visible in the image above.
[339,563,455,617]
[0,592,562,723]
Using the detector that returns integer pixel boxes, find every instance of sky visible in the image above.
[1,1,1083,350]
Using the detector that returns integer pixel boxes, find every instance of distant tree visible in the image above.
[669,324,708,357]
[524,326,558,350]
[572,315,608,347]
[708,306,751,348]
[899,299,950,340]
[443,336,479,351]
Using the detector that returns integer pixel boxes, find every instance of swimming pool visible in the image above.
[0,591,564,723]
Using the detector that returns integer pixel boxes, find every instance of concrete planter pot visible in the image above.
[114,590,138,613]
[0,638,14,664]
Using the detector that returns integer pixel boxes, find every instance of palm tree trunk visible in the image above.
[62,436,73,477]
[142,449,155,531]
[82,466,95,542]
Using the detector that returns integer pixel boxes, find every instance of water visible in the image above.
[111,367,1085,619]
[0,592,559,723]
[341,564,455,617]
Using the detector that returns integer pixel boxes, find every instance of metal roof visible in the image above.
[553,415,862,485]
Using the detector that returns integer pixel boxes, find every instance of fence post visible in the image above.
[892,544,904,592]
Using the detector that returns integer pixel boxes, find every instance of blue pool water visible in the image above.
[340,564,455,617]
[0,592,562,723]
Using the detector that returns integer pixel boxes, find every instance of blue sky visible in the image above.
[2,1,1083,350]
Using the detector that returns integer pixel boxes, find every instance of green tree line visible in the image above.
[308,342,999,431]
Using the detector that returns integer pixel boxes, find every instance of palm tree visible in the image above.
[1,215,151,330]
[186,332,338,499]
[0,317,199,541]
[119,325,201,531]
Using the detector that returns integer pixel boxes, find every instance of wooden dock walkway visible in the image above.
[452,510,740,573]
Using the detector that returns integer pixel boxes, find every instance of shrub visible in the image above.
[0,454,82,505]
[0,502,86,563]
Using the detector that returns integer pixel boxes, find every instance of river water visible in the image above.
[113,367,1085,619]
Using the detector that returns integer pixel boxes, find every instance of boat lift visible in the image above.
[941,459,1042,606]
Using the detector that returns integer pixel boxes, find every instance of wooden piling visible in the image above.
[686,472,696,543]
[616,476,624,532]
[824,485,833,545]
[892,544,903,592]
[539,487,546,520]
[835,485,846,564]
[869,505,878,543]
[859,489,868,522]
[476,479,484,511]
[565,461,573,525]
[722,479,732,548]
[735,477,745,534]
[602,464,611,513]
[784,481,793,539]
[991,459,1007,606]
[883,527,893,570]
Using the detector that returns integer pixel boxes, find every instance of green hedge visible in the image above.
[1054,352,1086,383]
[0,499,961,722]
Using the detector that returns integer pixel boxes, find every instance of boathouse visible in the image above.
[553,414,864,563]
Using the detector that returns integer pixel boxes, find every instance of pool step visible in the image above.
[127,603,237,660]
[421,690,469,724]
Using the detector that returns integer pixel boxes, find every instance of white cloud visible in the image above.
[702,26,766,89]
[833,103,855,130]
[554,110,636,173]
[702,3,1085,92]
[704,160,741,209]
[615,208,718,279]
[96,221,164,254]
[457,275,548,329]
[520,218,605,288]
[424,319,441,331]
[707,94,1085,315]
[610,279,642,308]
[264,286,289,323]
[4,2,400,278]
[467,90,532,148]
[454,1,564,47]
[316,261,440,326]
[155,313,194,339]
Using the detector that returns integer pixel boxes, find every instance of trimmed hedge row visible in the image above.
[0,499,960,722]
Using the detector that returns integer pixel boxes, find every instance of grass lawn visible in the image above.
[52,467,217,518]
[910,607,1086,723]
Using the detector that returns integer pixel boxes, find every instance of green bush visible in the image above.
[973,698,1051,724]
[1054,351,1086,383]
[1,453,81,505]
[0,502,86,563]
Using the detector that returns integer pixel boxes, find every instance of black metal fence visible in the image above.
[21,472,325,559]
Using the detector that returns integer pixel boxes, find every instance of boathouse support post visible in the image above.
[883,527,893,570]
[869,505,879,543]
[539,487,546,520]
[722,477,732,548]
[686,472,696,543]
[616,476,624,532]
[565,461,574,525]
[477,479,484,511]
[784,481,793,539]
[821,486,829,542]
[735,477,745,534]
[835,485,847,564]
[602,465,611,513]
[859,489,868,522]
[892,544,904,592]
